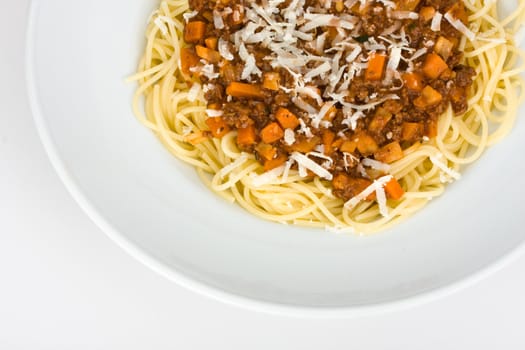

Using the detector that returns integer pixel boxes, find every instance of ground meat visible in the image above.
[222,102,253,129]
[273,91,290,107]
[204,84,224,104]
[188,0,204,12]
[183,0,477,202]
[455,65,476,88]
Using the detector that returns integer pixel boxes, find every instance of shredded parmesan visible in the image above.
[284,128,296,145]
[430,155,461,181]
[218,38,234,61]
[206,109,224,117]
[290,152,333,180]
[187,83,201,102]
[252,165,286,187]
[218,154,248,179]
[431,12,442,31]
[344,175,393,212]
[362,158,391,172]
[387,47,402,71]
[154,17,168,36]
[444,12,475,41]
[391,11,419,20]
[183,10,198,23]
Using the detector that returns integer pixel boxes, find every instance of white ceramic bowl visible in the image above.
[26,0,525,316]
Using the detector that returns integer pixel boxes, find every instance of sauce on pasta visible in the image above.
[130,0,525,233]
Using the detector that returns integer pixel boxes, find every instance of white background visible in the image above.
[2,1,525,348]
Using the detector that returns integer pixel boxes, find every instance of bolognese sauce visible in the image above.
[181,0,476,203]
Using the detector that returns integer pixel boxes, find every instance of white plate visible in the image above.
[26,0,525,316]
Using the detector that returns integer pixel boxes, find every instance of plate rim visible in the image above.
[24,0,525,317]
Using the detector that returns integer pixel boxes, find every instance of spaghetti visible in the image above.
[129,0,525,234]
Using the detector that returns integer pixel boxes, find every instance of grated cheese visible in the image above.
[298,118,314,138]
[341,109,365,130]
[304,62,331,82]
[430,155,461,181]
[444,12,475,41]
[182,10,198,23]
[187,83,201,102]
[218,38,234,61]
[362,158,391,172]
[197,64,220,80]
[431,12,442,31]
[206,109,224,117]
[252,165,286,187]
[387,47,402,71]
[311,101,336,128]
[154,17,168,36]
[239,43,262,80]
[218,154,248,179]
[300,14,355,32]
[281,159,294,183]
[290,152,333,180]
[293,97,318,115]
[391,11,419,20]
[344,175,393,213]
[284,128,296,145]
[307,151,334,167]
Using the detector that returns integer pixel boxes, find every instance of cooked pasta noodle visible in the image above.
[129,0,525,233]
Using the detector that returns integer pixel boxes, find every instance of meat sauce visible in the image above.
[181,0,476,202]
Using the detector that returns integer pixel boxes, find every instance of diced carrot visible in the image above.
[331,138,344,150]
[401,122,424,141]
[205,117,230,138]
[332,174,376,201]
[414,85,443,109]
[446,2,468,24]
[368,107,393,134]
[289,136,321,153]
[374,142,404,164]
[195,45,221,64]
[260,122,284,144]
[340,140,357,153]
[356,133,379,155]
[264,154,287,171]
[402,72,424,91]
[335,0,344,12]
[322,130,336,155]
[226,82,265,99]
[422,53,448,79]
[201,11,213,22]
[262,72,281,91]
[434,36,454,61]
[324,105,338,121]
[207,103,221,110]
[275,108,300,130]
[397,0,421,11]
[384,177,405,200]
[440,68,454,80]
[365,53,387,81]
[184,21,206,43]
[180,47,200,76]
[419,6,436,22]
[204,37,218,50]
[237,124,257,146]
[326,27,339,41]
[256,143,277,160]
[426,118,438,138]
